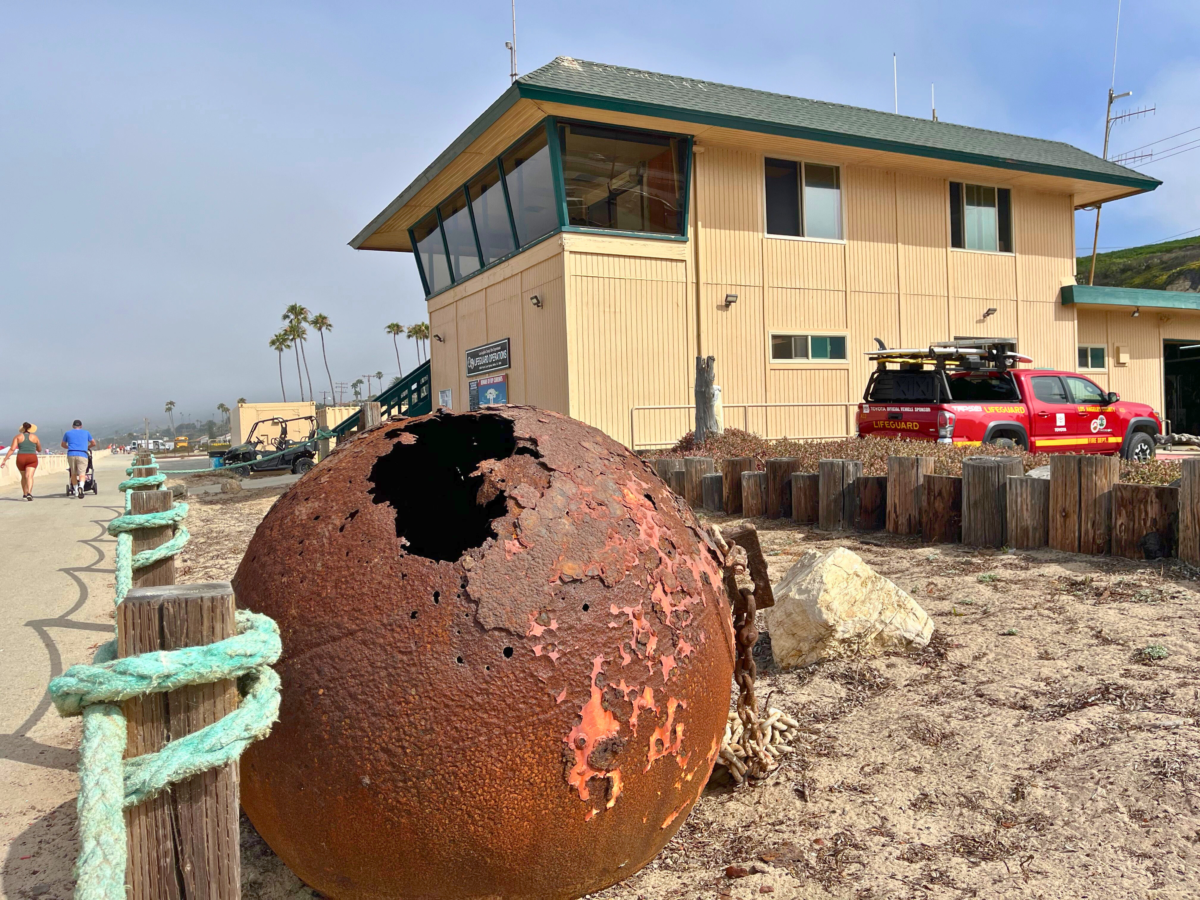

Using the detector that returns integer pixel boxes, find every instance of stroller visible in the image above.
[67,451,100,496]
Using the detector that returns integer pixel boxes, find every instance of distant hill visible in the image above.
[1077,235,1200,291]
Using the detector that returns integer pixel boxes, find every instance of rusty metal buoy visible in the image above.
[235,407,735,899]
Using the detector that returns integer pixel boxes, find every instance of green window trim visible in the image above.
[409,116,694,299]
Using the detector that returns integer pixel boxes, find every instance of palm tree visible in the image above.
[283,304,314,402]
[386,323,405,375]
[351,378,364,401]
[286,321,306,401]
[311,313,335,403]
[407,322,430,364]
[269,332,291,401]
[375,371,384,394]
[164,400,176,437]
[237,397,247,405]
[216,403,230,425]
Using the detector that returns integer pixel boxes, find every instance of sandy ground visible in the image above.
[5,474,1199,899]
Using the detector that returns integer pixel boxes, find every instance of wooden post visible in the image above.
[683,457,715,508]
[1112,483,1179,560]
[721,457,753,516]
[1048,456,1081,552]
[667,468,686,497]
[701,473,724,512]
[120,582,241,900]
[1006,476,1050,550]
[765,458,802,519]
[653,458,684,484]
[1180,458,1200,566]
[854,476,887,531]
[121,489,179,900]
[886,456,934,535]
[359,401,382,431]
[1080,456,1120,555]
[694,356,720,444]
[922,474,963,544]
[741,471,768,517]
[961,457,1023,548]
[818,460,862,531]
[791,473,820,525]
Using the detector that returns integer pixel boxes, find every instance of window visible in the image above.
[412,210,451,295]
[771,333,847,362]
[765,159,842,239]
[949,373,1021,402]
[1066,376,1107,404]
[1031,375,1069,404]
[501,128,559,246]
[439,189,481,282]
[558,122,687,235]
[1078,345,1106,370]
[468,165,516,265]
[950,182,1012,252]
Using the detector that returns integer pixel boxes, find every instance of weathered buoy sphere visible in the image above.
[235,407,735,899]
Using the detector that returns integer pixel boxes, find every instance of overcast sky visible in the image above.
[3,1,1198,436]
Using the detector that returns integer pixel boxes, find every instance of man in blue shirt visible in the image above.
[61,419,96,498]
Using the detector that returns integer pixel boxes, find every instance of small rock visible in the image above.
[221,479,242,494]
[760,888,775,895]
[766,547,934,669]
[1026,465,1051,479]
[725,865,750,879]
[26,884,51,898]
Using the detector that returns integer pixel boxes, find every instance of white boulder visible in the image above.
[768,547,933,669]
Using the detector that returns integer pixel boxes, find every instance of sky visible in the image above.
[3,1,1198,436]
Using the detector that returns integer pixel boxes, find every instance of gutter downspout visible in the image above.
[692,146,704,359]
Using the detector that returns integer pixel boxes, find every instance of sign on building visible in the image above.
[469,374,508,410]
[465,338,510,376]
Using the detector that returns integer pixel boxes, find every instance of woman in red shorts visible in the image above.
[1,423,42,500]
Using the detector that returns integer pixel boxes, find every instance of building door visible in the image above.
[1028,374,1076,448]
[1164,341,1200,435]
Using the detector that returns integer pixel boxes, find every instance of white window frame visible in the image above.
[1077,344,1107,371]
[768,331,850,365]
[763,156,846,244]
[948,180,1015,257]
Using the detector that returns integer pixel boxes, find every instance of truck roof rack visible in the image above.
[865,340,1031,371]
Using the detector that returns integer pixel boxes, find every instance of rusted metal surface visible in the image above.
[235,407,736,900]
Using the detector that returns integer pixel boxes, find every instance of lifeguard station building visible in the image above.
[349,57,1198,448]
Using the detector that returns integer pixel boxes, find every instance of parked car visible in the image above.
[857,340,1162,460]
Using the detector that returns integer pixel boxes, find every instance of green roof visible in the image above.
[351,57,1160,249]
[1062,284,1200,311]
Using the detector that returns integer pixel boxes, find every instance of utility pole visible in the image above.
[1088,88,1153,284]
[506,0,518,83]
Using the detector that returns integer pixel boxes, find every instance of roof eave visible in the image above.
[517,83,1162,195]
[348,84,522,251]
[1062,284,1200,311]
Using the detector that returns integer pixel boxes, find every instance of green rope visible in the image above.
[47,468,281,900]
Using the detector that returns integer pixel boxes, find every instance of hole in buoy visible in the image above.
[410,611,418,619]
[312,515,321,521]
[433,591,440,604]
[367,414,529,562]
[503,646,514,658]
[456,656,464,665]
[582,603,590,611]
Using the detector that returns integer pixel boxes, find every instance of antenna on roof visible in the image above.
[931,84,937,122]
[506,0,518,83]
[893,53,898,114]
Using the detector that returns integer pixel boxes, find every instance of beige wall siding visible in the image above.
[426,238,567,416]
[566,246,692,447]
[896,174,949,297]
[845,167,899,295]
[696,146,763,288]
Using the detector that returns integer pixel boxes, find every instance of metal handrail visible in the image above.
[629,401,860,451]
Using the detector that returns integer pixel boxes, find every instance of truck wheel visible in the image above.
[292,457,315,475]
[1123,432,1155,462]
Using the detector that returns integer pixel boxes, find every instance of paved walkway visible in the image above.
[0,453,132,899]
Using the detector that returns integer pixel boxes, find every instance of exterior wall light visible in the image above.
[723,293,738,308]
[1132,307,1140,318]
[433,334,445,343]
[530,294,542,308]
[982,307,997,319]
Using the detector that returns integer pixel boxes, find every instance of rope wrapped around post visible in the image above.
[47,457,282,900]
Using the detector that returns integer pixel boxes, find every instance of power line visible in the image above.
[1138,139,1200,166]
[1115,123,1200,156]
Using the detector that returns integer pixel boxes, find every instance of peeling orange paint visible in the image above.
[661,800,690,829]
[565,656,622,805]
[647,697,687,770]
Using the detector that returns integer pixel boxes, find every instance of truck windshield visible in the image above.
[949,373,1020,402]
